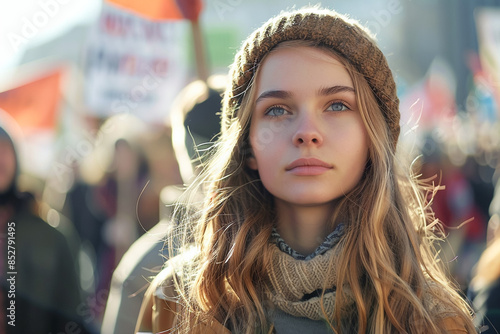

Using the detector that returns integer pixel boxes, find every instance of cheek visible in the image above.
[248,125,263,171]
[250,113,292,153]
[249,133,273,171]
[352,129,369,161]
[354,146,369,179]
[248,130,284,185]
[353,134,370,181]
[339,123,369,178]
[250,125,279,156]
[249,120,281,158]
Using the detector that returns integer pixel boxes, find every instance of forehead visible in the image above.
[255,46,353,95]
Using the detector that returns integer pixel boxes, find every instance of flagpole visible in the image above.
[190,19,208,82]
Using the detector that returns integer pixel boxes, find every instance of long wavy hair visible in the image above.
[168,40,475,333]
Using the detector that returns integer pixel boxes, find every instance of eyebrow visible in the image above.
[255,90,292,104]
[318,85,355,96]
[255,85,355,104]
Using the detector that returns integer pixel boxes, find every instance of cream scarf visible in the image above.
[264,242,458,324]
[265,242,353,321]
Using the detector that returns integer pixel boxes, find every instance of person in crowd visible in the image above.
[136,7,476,333]
[0,111,90,334]
[101,76,224,334]
[468,175,500,333]
[419,141,488,291]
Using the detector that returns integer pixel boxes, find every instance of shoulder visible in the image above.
[113,220,171,282]
[438,315,470,333]
[135,250,191,333]
[135,247,230,334]
[423,280,475,333]
[15,210,67,247]
[135,264,179,333]
[469,277,500,333]
[152,246,200,300]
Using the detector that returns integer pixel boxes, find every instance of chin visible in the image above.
[288,197,339,207]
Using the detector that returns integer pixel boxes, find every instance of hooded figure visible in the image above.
[0,114,91,334]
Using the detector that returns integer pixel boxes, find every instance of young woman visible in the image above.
[136,7,476,333]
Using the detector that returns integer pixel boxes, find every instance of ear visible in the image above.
[246,152,258,170]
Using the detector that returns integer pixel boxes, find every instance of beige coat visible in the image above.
[136,266,470,334]
[135,265,230,334]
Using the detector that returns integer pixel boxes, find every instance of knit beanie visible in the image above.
[222,7,400,149]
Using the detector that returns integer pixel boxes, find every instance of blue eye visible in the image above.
[327,102,349,112]
[265,106,289,117]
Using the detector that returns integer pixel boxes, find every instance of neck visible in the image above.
[274,199,336,256]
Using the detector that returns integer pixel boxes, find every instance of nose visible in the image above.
[292,113,323,146]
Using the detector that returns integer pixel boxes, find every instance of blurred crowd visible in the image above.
[0,74,224,333]
[1,1,500,334]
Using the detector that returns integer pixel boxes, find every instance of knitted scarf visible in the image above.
[265,242,353,321]
[264,242,459,325]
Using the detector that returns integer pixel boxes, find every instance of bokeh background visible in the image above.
[1,0,499,333]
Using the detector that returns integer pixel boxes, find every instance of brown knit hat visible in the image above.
[222,7,400,149]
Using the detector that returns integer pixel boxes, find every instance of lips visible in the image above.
[285,158,333,176]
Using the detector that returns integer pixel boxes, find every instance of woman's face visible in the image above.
[248,46,369,207]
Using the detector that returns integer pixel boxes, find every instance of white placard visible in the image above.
[475,8,500,88]
[84,2,190,123]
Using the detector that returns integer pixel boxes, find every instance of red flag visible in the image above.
[0,70,62,134]
[106,0,202,21]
